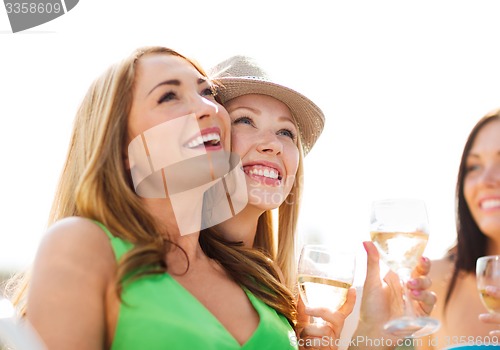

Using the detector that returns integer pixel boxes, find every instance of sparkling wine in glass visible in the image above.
[477,255,500,314]
[297,245,355,325]
[370,198,440,338]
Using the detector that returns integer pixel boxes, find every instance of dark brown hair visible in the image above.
[444,108,500,310]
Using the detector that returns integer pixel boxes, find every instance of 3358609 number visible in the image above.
[5,2,62,14]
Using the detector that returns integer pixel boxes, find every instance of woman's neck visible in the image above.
[216,206,263,247]
[143,197,205,262]
[486,236,500,256]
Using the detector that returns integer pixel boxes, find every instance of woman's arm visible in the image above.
[26,217,116,350]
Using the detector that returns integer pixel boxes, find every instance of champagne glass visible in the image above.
[370,198,440,337]
[297,244,355,325]
[476,255,500,314]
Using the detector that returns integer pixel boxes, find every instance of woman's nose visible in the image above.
[191,95,219,121]
[479,163,500,187]
[256,131,283,155]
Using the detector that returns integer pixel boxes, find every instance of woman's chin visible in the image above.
[247,197,286,212]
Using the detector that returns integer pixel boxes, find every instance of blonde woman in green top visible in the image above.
[15,46,302,349]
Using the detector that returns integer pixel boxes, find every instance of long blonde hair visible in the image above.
[10,46,296,325]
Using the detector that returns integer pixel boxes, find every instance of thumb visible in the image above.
[363,241,382,289]
[338,287,357,316]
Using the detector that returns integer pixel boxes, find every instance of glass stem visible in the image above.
[398,268,416,318]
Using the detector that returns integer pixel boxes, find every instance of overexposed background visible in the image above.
[1,1,500,283]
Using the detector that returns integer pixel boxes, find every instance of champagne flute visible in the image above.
[476,255,500,314]
[297,244,355,325]
[370,198,440,337]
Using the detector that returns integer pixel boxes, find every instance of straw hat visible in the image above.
[208,55,325,156]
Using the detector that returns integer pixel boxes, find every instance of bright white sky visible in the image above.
[1,1,500,282]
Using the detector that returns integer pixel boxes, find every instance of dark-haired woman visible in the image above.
[419,109,500,349]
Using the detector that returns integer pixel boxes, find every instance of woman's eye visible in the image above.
[158,91,176,103]
[232,116,254,126]
[201,87,217,98]
[278,128,296,140]
[466,164,481,173]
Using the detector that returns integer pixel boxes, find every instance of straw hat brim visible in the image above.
[215,77,325,156]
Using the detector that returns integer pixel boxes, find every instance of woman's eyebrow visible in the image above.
[148,77,207,96]
[279,115,295,124]
[228,106,260,114]
[148,79,180,96]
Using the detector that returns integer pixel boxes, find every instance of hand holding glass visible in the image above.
[370,198,440,337]
[297,245,355,325]
[477,255,500,314]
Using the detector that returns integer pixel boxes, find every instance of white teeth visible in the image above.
[186,132,220,148]
[482,199,500,210]
[187,140,198,148]
[247,166,279,179]
[202,133,220,143]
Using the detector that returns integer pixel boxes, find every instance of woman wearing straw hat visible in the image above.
[210,55,436,349]
[12,47,300,350]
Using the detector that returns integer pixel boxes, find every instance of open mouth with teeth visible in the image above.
[480,199,500,211]
[243,165,282,186]
[185,131,222,151]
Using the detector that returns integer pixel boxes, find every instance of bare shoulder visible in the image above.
[428,256,454,317]
[34,217,116,279]
[429,256,454,280]
[28,219,118,348]
[43,216,108,239]
[28,217,117,316]
[41,217,112,252]
[429,257,454,295]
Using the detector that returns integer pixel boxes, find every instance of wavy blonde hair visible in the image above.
[10,46,296,325]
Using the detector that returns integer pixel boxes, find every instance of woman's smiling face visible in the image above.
[226,94,299,211]
[126,54,232,199]
[464,119,500,239]
[128,54,230,157]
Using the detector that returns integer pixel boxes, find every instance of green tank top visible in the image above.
[96,222,298,350]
